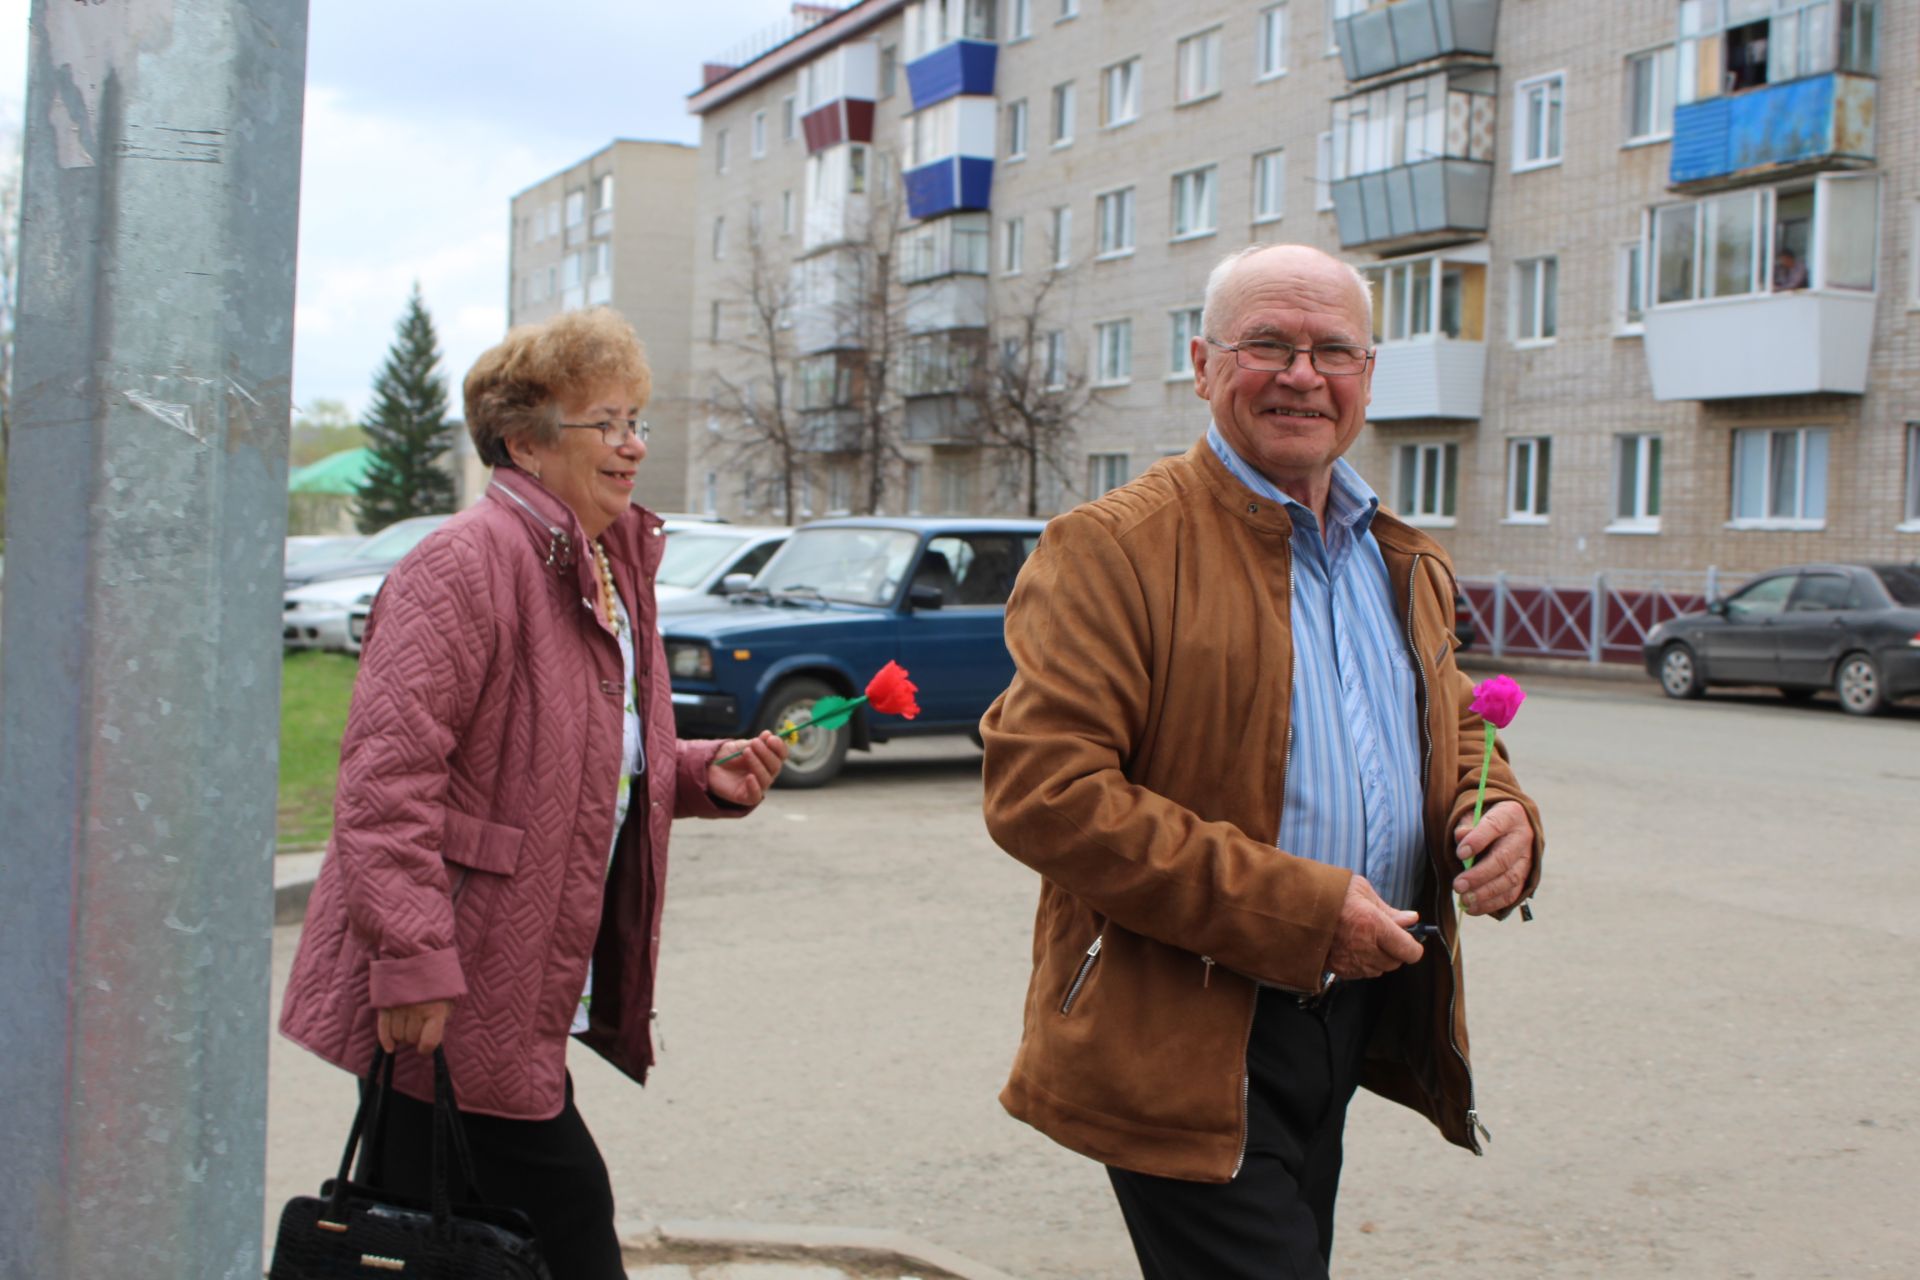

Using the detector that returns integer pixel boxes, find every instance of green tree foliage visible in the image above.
[353,285,456,533]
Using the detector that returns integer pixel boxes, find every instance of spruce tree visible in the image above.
[353,285,457,532]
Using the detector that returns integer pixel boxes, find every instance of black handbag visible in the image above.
[269,1047,553,1280]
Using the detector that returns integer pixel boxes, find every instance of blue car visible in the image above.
[664,516,1047,787]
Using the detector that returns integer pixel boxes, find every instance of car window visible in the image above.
[728,539,782,581]
[758,527,920,605]
[658,532,751,587]
[355,518,443,560]
[1725,574,1794,621]
[1873,565,1920,606]
[1788,573,1857,612]
[920,533,1030,606]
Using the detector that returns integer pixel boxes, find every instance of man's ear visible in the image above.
[1190,337,1212,400]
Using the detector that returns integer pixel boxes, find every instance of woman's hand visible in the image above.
[707,730,790,807]
[377,999,455,1055]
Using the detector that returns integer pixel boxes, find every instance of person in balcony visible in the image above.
[280,307,789,1278]
[1773,246,1810,291]
[980,244,1544,1279]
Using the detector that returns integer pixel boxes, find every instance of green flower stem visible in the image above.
[715,695,869,764]
[1465,721,1496,871]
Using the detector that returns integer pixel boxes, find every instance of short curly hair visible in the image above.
[463,308,652,468]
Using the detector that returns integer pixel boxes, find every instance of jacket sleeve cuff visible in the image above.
[369,947,468,1008]
[673,738,745,818]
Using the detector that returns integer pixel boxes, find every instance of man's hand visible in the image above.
[707,730,790,807]
[1453,799,1534,916]
[377,999,455,1056]
[1326,875,1424,980]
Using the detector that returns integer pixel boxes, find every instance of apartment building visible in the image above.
[685,0,1913,580]
[501,140,699,513]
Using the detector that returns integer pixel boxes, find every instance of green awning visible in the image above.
[288,447,374,495]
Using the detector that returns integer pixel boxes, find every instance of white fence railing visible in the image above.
[1457,568,1749,665]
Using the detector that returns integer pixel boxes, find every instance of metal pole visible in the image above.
[1590,573,1606,665]
[1492,571,1507,658]
[0,2,308,1276]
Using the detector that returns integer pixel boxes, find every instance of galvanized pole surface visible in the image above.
[0,1,308,1275]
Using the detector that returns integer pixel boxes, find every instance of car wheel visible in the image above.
[754,676,852,788]
[1777,686,1816,703]
[1834,652,1885,716]
[1659,643,1706,700]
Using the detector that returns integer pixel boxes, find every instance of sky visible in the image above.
[0,0,808,419]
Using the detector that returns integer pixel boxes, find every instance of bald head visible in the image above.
[1201,244,1373,345]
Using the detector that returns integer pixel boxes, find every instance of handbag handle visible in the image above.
[323,1046,395,1223]
[325,1045,491,1233]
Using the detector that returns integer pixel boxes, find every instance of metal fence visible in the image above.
[1458,568,1748,666]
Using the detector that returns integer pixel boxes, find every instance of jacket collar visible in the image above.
[484,469,663,590]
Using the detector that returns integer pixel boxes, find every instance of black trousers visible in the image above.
[1107,980,1384,1280]
[362,1070,625,1280]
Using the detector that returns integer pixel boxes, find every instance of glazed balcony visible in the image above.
[1670,72,1876,192]
[1332,158,1492,253]
[903,395,986,445]
[1334,0,1499,82]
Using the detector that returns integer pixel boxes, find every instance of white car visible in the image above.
[284,572,386,654]
[654,524,790,616]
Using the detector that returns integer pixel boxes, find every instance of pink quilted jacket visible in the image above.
[279,474,747,1120]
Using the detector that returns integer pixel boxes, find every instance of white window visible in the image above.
[1513,256,1558,343]
[1009,0,1031,40]
[1396,442,1458,524]
[1613,434,1663,531]
[712,216,726,260]
[782,95,797,140]
[782,190,795,235]
[715,128,730,174]
[752,111,767,157]
[1505,437,1552,522]
[1059,0,1077,20]
[1051,82,1076,146]
[1088,452,1130,493]
[1733,427,1829,528]
[1044,330,1068,388]
[1003,217,1025,275]
[1171,166,1218,239]
[1096,187,1136,257]
[562,252,582,289]
[1904,424,1920,528]
[1653,176,1879,306]
[1617,240,1646,333]
[594,174,615,212]
[939,459,971,513]
[1624,46,1675,144]
[905,461,924,514]
[589,242,611,277]
[1006,99,1029,159]
[1094,319,1133,384]
[1258,3,1289,80]
[1168,306,1203,380]
[880,45,897,100]
[546,202,560,237]
[829,464,852,514]
[565,190,586,227]
[1514,73,1564,170]
[1176,28,1222,103]
[1050,205,1072,267]
[1102,58,1141,127]
[1315,131,1334,211]
[710,300,724,341]
[1253,149,1286,223]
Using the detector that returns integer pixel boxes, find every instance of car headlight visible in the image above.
[665,641,714,680]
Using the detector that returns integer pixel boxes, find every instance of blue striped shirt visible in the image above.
[1206,425,1428,910]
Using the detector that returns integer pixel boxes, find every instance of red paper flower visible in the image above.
[865,660,921,720]
[1469,674,1526,729]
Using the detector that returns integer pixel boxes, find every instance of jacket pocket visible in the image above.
[442,809,526,877]
[1059,933,1104,1015]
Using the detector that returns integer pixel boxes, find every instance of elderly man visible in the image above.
[980,244,1543,1279]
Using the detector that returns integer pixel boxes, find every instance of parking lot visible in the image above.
[266,674,1920,1279]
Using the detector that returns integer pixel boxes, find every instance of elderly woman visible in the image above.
[280,307,787,1277]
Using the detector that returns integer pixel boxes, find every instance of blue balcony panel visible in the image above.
[1669,73,1876,190]
[904,157,994,220]
[1331,158,1490,253]
[906,40,998,111]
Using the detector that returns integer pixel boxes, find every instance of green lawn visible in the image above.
[279,651,359,849]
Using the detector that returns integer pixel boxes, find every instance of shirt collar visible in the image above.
[1205,422,1379,536]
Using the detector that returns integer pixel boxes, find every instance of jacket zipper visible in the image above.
[1405,553,1486,1154]
[1059,934,1103,1014]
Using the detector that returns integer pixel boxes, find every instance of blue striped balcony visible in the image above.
[904,156,994,220]
[1669,73,1876,191]
[906,41,997,111]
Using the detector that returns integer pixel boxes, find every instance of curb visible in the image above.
[1457,651,1646,684]
[275,877,315,925]
[619,1219,1026,1280]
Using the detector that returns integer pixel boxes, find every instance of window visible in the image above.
[1102,58,1141,127]
[1051,82,1076,146]
[709,300,724,342]
[1253,149,1285,223]
[1006,99,1029,159]
[1617,241,1646,333]
[782,190,795,235]
[1905,424,1920,528]
[1050,205,1072,267]
[1094,319,1133,384]
[1723,574,1795,622]
[1506,437,1552,521]
[1258,4,1289,80]
[1732,426,1829,527]
[1088,452,1130,494]
[1315,132,1334,211]
[880,45,897,99]
[1044,330,1068,388]
[594,174,615,212]
[938,459,971,513]
[782,95,797,140]
[1652,174,1880,306]
[829,464,853,513]
[1096,187,1135,257]
[1625,46,1675,144]
[1514,73,1564,170]
[562,252,582,289]
[1059,0,1077,20]
[589,242,611,277]
[1362,256,1488,342]
[1513,256,1558,342]
[565,190,586,227]
[905,461,924,514]
[1009,0,1031,40]
[1676,0,1875,103]
[1176,28,1223,103]
[848,144,869,194]
[1396,442,1458,524]
[712,216,725,260]
[1614,434,1663,530]
[1168,306,1203,379]
[752,111,767,157]
[715,129,730,174]
[1171,166,1218,239]
[1003,217,1025,275]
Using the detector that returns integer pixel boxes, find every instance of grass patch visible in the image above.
[279,651,359,849]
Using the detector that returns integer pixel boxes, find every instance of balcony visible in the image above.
[1368,340,1486,419]
[1670,73,1875,191]
[798,408,864,453]
[905,276,987,334]
[1335,0,1499,82]
[904,156,994,220]
[802,99,878,153]
[1332,158,1491,253]
[904,396,985,445]
[1642,291,1874,400]
[906,40,997,110]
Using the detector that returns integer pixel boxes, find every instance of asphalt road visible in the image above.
[266,675,1920,1278]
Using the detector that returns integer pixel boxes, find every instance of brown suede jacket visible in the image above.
[980,441,1545,1182]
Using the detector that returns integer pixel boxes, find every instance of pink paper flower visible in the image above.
[1469,674,1526,729]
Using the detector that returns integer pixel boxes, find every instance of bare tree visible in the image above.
[707,225,806,523]
[980,268,1097,517]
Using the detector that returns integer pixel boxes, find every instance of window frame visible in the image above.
[715,128,730,175]
[1170,164,1220,241]
[1167,305,1203,381]
[1512,255,1559,345]
[1617,236,1647,335]
[1395,441,1459,526]
[1257,2,1290,81]
[1903,422,1920,531]
[1093,318,1134,386]
[1504,436,1553,524]
[711,215,726,261]
[752,110,768,158]
[1095,186,1137,259]
[1050,204,1072,268]
[1087,451,1131,494]
[1729,425,1830,530]
[1008,0,1032,41]
[1513,72,1566,172]
[1253,148,1286,224]
[1003,216,1025,276]
[782,95,797,141]
[1610,433,1664,533]
[1006,98,1029,161]
[1175,26,1224,105]
[1623,44,1676,147]
[1102,57,1142,128]
[1051,81,1076,147]
[1315,132,1335,211]
[1058,0,1078,23]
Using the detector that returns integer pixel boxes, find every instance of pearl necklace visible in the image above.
[591,540,625,637]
